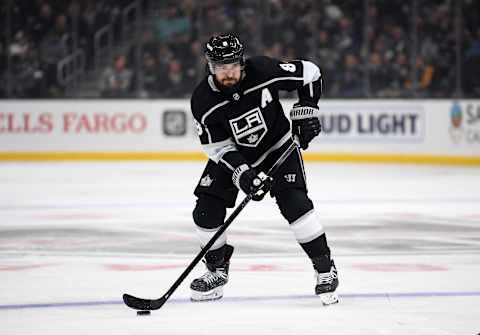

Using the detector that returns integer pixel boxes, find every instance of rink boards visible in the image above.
[0,99,479,165]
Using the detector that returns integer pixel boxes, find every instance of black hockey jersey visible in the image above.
[191,56,322,173]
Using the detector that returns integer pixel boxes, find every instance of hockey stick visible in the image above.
[123,138,299,311]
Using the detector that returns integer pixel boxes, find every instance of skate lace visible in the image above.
[316,268,337,285]
[199,268,227,285]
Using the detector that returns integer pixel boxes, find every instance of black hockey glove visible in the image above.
[232,164,273,201]
[290,102,322,150]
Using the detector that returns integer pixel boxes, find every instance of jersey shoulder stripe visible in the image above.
[244,76,303,95]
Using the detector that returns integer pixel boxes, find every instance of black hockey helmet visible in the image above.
[205,33,245,72]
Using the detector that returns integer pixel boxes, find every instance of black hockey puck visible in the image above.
[137,310,151,316]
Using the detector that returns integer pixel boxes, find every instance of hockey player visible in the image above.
[190,33,338,305]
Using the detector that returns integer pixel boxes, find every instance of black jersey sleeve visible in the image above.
[192,112,229,146]
[191,89,248,173]
[249,56,323,105]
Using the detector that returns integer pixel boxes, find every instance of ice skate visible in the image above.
[312,257,339,305]
[190,245,234,302]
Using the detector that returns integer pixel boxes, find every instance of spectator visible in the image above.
[183,40,206,89]
[31,2,54,43]
[369,52,390,97]
[140,52,161,98]
[98,54,133,97]
[159,59,189,97]
[385,52,410,98]
[154,4,191,42]
[334,53,364,98]
[405,56,434,97]
[40,14,71,96]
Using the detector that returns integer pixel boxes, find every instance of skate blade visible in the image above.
[318,292,339,306]
[191,287,223,302]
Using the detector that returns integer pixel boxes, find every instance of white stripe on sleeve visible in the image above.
[202,138,238,163]
[301,60,321,86]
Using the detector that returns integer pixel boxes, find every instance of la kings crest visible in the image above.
[229,107,267,147]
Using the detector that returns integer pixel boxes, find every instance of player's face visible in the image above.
[213,62,242,87]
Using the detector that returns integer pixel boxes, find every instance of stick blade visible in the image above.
[123,293,166,310]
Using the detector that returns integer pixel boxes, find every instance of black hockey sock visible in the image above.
[299,234,331,269]
[311,253,331,273]
[205,244,227,266]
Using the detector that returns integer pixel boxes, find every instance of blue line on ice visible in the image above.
[1,291,480,311]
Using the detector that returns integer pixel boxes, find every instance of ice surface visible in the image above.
[1,162,479,334]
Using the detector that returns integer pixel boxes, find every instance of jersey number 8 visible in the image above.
[279,63,296,72]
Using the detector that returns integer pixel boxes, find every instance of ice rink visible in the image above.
[1,161,479,334]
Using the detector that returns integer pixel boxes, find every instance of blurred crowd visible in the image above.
[1,0,479,98]
[0,0,144,97]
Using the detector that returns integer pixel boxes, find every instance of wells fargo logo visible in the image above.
[0,112,147,134]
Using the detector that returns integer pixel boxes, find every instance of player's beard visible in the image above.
[220,77,239,87]
[213,72,244,95]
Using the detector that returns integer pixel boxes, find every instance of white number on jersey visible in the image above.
[279,63,296,73]
[194,119,203,136]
